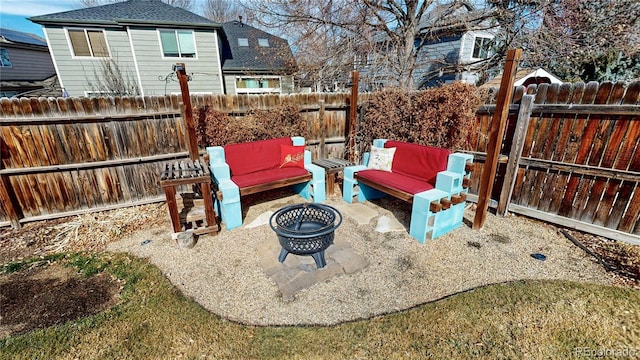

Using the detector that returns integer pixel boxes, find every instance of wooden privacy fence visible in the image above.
[0,83,638,244]
[0,93,355,228]
[471,81,640,244]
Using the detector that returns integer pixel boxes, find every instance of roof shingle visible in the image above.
[221,21,295,73]
[29,0,220,29]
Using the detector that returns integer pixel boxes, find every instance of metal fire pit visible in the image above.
[269,203,342,269]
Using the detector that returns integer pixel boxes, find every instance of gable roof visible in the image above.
[481,68,564,88]
[29,0,220,29]
[220,21,295,74]
[419,1,494,37]
[0,28,47,47]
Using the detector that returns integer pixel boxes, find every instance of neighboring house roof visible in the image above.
[481,68,564,88]
[0,28,47,47]
[29,0,220,29]
[220,21,295,74]
[0,75,61,98]
[419,1,491,36]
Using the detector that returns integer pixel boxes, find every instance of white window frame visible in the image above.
[65,28,111,59]
[0,48,12,67]
[238,38,248,47]
[258,38,269,47]
[235,76,282,94]
[471,35,492,60]
[158,29,198,59]
[84,90,117,98]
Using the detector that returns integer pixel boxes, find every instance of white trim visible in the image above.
[83,90,116,97]
[157,29,198,60]
[126,26,144,97]
[43,28,65,90]
[64,27,112,59]
[213,30,224,94]
[470,34,492,61]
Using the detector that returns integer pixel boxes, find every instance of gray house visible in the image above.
[220,20,296,94]
[415,1,498,88]
[29,0,225,97]
[358,1,498,90]
[0,28,58,97]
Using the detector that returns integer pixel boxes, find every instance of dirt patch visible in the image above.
[0,262,122,337]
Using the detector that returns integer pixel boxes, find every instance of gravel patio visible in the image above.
[107,191,611,326]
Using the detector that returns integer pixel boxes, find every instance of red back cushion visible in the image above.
[224,137,293,176]
[384,140,450,185]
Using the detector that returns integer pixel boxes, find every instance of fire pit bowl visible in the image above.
[269,203,342,269]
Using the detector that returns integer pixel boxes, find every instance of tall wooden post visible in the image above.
[175,63,199,160]
[348,70,359,163]
[473,49,522,230]
[319,100,327,159]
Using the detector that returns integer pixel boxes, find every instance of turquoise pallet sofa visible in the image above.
[206,137,326,230]
[343,139,473,242]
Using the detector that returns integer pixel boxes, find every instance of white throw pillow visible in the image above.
[367,146,396,172]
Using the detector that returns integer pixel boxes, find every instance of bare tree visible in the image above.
[487,0,640,82]
[202,0,245,23]
[88,57,140,96]
[76,0,196,12]
[242,0,502,90]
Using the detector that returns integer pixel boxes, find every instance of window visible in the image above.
[67,29,109,57]
[235,76,281,94]
[160,30,196,58]
[472,36,492,59]
[258,38,269,47]
[238,38,248,47]
[0,48,12,67]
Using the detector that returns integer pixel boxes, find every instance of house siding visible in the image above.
[223,75,236,94]
[414,37,462,88]
[129,28,223,95]
[45,26,223,97]
[0,46,55,81]
[44,26,137,96]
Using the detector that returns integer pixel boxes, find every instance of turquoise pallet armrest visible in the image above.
[447,153,474,173]
[206,146,230,181]
[435,171,463,194]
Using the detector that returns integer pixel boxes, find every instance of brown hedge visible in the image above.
[194,99,309,147]
[357,82,482,152]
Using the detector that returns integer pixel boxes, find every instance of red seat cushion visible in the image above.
[357,169,434,195]
[384,140,449,185]
[224,137,293,176]
[232,167,310,188]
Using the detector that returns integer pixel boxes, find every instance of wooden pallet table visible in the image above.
[160,158,219,237]
[312,158,354,196]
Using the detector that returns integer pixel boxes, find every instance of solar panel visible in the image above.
[0,28,47,47]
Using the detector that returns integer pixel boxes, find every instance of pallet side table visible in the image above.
[160,158,220,237]
[312,158,354,197]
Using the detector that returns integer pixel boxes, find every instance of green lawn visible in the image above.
[2,253,639,359]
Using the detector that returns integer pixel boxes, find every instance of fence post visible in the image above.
[473,48,522,230]
[347,70,359,163]
[319,100,327,159]
[497,94,534,216]
[175,63,199,160]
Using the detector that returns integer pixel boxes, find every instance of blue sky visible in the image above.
[0,0,210,37]
[0,0,78,36]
